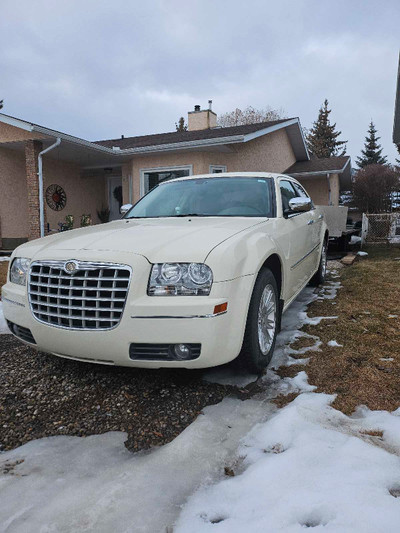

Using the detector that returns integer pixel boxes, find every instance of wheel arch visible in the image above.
[259,252,283,299]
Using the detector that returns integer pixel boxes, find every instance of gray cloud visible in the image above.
[0,0,398,162]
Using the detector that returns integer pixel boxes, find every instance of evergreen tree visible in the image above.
[306,99,347,158]
[395,144,400,165]
[175,117,187,132]
[356,121,387,168]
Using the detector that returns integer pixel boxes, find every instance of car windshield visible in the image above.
[125,177,275,218]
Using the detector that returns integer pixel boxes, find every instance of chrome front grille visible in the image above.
[28,261,131,330]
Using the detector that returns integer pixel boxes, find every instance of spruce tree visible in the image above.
[356,121,387,168]
[175,117,187,132]
[307,99,347,158]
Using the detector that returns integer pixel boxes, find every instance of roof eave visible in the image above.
[289,157,352,190]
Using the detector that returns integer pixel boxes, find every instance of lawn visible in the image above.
[277,245,400,414]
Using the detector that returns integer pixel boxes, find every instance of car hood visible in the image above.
[18,218,267,263]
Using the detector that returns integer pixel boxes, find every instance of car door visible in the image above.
[278,178,315,300]
[292,180,322,274]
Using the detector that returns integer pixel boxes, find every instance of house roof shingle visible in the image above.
[95,118,293,149]
[285,156,351,175]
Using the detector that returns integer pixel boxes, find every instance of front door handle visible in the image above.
[308,220,314,225]
[318,214,324,220]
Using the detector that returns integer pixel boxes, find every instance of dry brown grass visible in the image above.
[0,261,9,294]
[276,246,400,414]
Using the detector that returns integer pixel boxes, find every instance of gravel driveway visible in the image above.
[0,335,234,452]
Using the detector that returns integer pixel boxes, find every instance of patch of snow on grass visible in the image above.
[0,256,10,262]
[175,393,400,533]
[357,251,368,256]
[301,314,338,325]
[327,340,343,347]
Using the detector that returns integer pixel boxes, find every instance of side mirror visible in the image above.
[120,204,133,217]
[285,197,312,216]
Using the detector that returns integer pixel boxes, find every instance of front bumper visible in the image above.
[1,251,254,369]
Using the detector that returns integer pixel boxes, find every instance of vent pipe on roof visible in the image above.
[194,105,201,112]
[208,100,212,111]
[38,138,61,238]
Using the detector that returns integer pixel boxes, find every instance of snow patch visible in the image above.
[357,251,368,256]
[175,393,400,533]
[0,398,274,532]
[327,340,343,347]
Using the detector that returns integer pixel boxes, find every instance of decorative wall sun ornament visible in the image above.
[46,184,67,211]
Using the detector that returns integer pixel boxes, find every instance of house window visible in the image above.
[140,165,193,196]
[209,165,227,174]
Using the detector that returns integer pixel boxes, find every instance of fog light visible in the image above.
[173,343,191,360]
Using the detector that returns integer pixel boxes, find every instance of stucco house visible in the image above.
[0,105,351,250]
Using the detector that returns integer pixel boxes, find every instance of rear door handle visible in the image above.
[318,214,324,220]
[308,220,314,225]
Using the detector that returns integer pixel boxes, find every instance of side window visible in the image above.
[292,182,308,198]
[292,182,314,208]
[279,180,298,212]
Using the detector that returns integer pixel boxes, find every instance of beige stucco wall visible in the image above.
[296,174,340,207]
[0,147,29,239]
[0,122,47,143]
[296,177,330,205]
[0,146,107,242]
[124,128,297,204]
[232,128,296,174]
[43,158,107,230]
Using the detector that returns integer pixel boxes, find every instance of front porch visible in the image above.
[0,129,127,249]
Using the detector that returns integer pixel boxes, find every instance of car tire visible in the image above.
[310,239,327,286]
[237,268,279,374]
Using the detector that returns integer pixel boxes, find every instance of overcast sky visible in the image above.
[0,0,399,163]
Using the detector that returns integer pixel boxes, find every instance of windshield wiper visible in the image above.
[174,213,207,217]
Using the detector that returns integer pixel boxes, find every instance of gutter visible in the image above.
[32,125,246,156]
[38,138,61,238]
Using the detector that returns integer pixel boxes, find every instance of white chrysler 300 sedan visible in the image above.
[2,173,328,372]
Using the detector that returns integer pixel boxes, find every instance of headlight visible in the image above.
[148,263,213,296]
[10,257,31,286]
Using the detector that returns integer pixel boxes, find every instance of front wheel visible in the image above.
[237,268,279,373]
[310,240,327,286]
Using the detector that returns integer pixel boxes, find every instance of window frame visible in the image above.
[278,178,308,217]
[139,165,193,197]
[209,165,227,174]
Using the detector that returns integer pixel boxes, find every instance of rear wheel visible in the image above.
[237,268,279,373]
[310,239,327,286]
